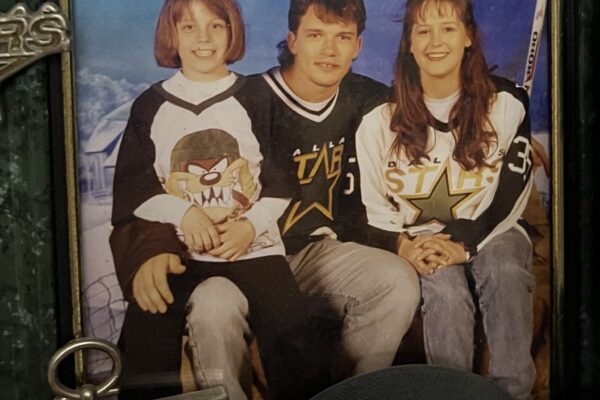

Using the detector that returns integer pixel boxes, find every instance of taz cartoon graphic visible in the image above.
[165,129,257,224]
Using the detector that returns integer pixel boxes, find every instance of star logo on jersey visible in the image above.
[404,163,479,226]
[282,144,343,234]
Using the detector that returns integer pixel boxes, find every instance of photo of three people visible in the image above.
[72,0,552,399]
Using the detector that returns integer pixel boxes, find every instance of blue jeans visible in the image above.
[288,239,420,381]
[420,227,535,399]
[185,239,420,399]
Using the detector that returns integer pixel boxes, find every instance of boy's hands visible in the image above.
[209,218,255,261]
[132,253,185,314]
[181,206,221,252]
[182,204,255,260]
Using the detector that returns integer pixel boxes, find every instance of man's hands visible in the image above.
[397,233,468,276]
[132,253,186,314]
[134,212,256,315]
[209,219,255,261]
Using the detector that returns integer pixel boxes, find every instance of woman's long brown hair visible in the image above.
[390,0,496,170]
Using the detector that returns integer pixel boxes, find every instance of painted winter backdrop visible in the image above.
[73,0,551,372]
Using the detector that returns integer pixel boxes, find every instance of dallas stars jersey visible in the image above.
[110,72,299,298]
[250,68,389,254]
[356,76,533,254]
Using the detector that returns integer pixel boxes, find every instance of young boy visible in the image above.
[111,1,317,399]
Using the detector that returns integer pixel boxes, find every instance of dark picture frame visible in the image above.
[54,0,564,397]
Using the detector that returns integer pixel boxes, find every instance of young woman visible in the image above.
[355,0,535,398]
[111,1,316,398]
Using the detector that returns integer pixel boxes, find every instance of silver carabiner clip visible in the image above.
[47,337,122,400]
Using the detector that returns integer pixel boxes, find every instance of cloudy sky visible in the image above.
[73,0,548,131]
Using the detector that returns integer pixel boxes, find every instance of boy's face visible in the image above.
[286,4,362,97]
[176,1,229,82]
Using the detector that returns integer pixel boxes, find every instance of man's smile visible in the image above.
[315,61,340,70]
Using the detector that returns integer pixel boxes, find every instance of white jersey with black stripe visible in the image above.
[356,76,533,254]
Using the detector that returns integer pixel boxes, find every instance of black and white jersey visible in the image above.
[356,76,533,254]
[110,72,299,296]
[243,68,389,254]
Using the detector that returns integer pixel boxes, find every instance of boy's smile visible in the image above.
[177,1,229,82]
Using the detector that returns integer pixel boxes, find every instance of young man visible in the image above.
[182,0,420,396]
[111,0,420,398]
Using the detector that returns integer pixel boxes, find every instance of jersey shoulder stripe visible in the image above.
[261,68,339,122]
[150,75,247,115]
[491,75,529,109]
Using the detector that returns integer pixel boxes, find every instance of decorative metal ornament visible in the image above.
[0,2,70,83]
[48,338,122,400]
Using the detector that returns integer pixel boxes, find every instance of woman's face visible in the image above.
[409,1,472,90]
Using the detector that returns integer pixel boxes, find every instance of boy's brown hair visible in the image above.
[155,0,245,68]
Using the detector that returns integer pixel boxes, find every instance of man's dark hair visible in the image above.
[277,0,367,68]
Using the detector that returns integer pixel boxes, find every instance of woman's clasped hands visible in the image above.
[397,233,469,276]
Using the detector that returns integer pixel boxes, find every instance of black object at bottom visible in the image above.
[309,365,512,400]
[157,386,228,399]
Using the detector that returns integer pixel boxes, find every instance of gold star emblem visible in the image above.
[282,146,341,234]
[404,162,480,226]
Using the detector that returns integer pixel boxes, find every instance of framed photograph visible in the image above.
[57,0,561,398]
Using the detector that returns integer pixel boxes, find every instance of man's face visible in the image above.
[286,4,362,98]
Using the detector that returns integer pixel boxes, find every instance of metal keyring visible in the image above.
[48,338,122,399]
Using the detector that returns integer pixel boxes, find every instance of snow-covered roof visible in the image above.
[103,135,122,169]
[85,100,133,153]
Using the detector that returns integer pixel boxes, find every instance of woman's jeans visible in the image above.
[420,227,536,400]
